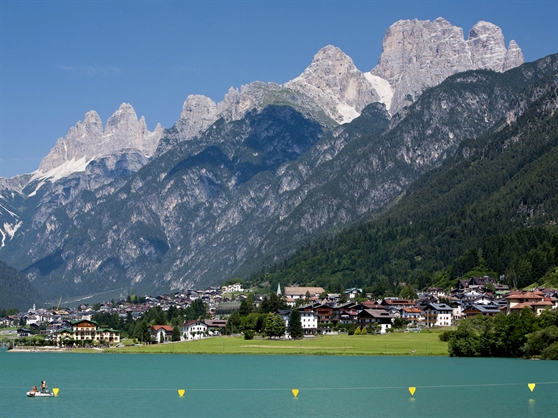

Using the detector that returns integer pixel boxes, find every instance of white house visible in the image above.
[180,320,208,341]
[278,307,318,336]
[222,283,244,293]
[423,303,453,327]
[299,308,318,335]
[150,325,173,343]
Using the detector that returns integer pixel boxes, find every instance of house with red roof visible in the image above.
[505,290,553,315]
[150,325,173,343]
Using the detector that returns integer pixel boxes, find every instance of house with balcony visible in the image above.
[423,303,453,327]
[401,307,424,325]
[55,319,120,344]
[357,308,394,334]
[299,306,319,335]
[463,304,503,318]
[313,304,334,324]
[204,319,227,336]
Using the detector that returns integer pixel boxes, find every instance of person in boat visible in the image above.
[30,386,37,394]
[41,381,47,393]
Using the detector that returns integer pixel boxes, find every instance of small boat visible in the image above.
[26,390,54,397]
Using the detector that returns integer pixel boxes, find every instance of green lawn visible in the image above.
[105,331,448,356]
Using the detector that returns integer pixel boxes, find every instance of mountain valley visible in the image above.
[3,18,556,306]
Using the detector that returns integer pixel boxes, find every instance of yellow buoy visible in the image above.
[528,383,536,392]
[292,389,299,398]
[178,389,185,397]
[408,387,416,396]
[52,388,59,396]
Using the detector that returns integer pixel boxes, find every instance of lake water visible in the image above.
[1,348,557,418]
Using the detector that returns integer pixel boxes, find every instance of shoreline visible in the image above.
[7,333,450,356]
[7,346,102,353]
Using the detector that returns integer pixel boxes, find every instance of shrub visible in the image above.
[244,330,255,340]
[541,341,558,360]
[439,330,454,342]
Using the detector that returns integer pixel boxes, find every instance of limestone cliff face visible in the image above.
[165,19,523,148]
[27,18,525,181]
[370,18,524,113]
[178,95,219,139]
[160,45,382,150]
[285,45,380,124]
[467,21,524,71]
[37,103,163,176]
[0,17,539,300]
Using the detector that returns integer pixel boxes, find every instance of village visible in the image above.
[2,276,557,347]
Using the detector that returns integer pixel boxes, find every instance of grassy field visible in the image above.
[104,331,449,356]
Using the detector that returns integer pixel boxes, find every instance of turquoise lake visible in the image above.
[1,348,557,418]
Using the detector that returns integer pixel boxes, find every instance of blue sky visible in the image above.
[1,1,556,178]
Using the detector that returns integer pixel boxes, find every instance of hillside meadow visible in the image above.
[104,331,449,356]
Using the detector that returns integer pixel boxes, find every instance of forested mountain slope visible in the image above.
[0,260,43,311]
[2,55,556,301]
[246,55,558,294]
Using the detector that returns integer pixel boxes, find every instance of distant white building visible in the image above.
[180,320,208,340]
[222,283,244,293]
[284,287,325,300]
[423,303,453,327]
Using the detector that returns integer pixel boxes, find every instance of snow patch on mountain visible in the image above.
[32,157,92,184]
[364,73,393,112]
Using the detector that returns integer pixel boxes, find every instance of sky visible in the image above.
[1,0,557,179]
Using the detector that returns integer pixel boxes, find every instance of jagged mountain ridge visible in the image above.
[166,18,523,145]
[0,18,522,192]
[4,54,555,301]
[0,18,529,300]
[372,18,524,113]
[37,103,163,179]
[0,18,523,254]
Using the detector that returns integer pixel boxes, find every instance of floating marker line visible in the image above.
[2,382,557,392]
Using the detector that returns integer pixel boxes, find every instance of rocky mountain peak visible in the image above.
[285,45,380,124]
[504,40,525,71]
[466,21,509,71]
[105,103,136,132]
[177,94,219,139]
[83,110,103,126]
[37,103,163,179]
[180,94,218,121]
[307,45,352,67]
[370,18,524,114]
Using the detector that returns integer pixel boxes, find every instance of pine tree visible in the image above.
[172,325,181,342]
[264,313,275,337]
[288,309,304,339]
[272,314,286,338]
